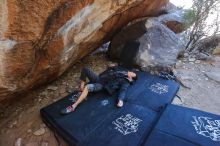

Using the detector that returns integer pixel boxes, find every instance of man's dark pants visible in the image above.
[79,67,130,101]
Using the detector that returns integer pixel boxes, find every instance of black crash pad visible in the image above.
[40,71,180,146]
[144,104,220,146]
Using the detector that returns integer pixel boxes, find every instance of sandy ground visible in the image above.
[0,53,220,146]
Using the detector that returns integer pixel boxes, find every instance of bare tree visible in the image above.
[185,0,220,52]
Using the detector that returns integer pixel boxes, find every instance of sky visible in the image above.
[170,0,193,8]
[170,0,220,35]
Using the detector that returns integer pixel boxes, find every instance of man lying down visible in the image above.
[61,65,137,114]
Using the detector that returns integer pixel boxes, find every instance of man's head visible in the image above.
[127,71,137,79]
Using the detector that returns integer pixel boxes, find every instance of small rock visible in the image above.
[6,129,10,134]
[41,123,46,128]
[15,138,22,146]
[47,86,58,91]
[188,58,196,62]
[33,127,45,136]
[195,60,201,64]
[25,142,38,146]
[41,91,47,96]
[53,99,57,102]
[205,71,220,83]
[67,89,72,93]
[27,129,32,133]
[180,76,193,81]
[196,53,212,60]
[175,62,182,68]
[176,60,182,67]
[9,120,18,128]
[73,74,78,78]
[59,87,66,94]
[18,114,23,119]
[13,120,18,125]
[40,141,49,146]
[172,96,183,105]
[60,93,68,97]
[205,78,209,81]
[183,52,189,57]
[176,77,192,89]
[182,58,187,62]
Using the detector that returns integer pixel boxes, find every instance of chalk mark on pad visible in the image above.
[191,116,220,141]
[112,114,142,135]
[149,83,168,94]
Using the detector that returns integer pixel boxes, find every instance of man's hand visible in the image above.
[117,100,124,108]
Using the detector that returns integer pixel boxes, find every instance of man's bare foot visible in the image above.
[117,100,124,108]
[60,104,77,115]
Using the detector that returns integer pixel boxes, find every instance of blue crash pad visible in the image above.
[40,71,180,146]
[127,72,179,111]
[41,92,117,144]
[80,103,157,146]
[144,104,220,146]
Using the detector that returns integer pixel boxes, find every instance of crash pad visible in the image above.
[40,71,180,146]
[143,104,220,146]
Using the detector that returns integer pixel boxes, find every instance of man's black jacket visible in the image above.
[99,66,135,95]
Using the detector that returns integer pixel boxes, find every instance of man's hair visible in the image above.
[133,75,138,81]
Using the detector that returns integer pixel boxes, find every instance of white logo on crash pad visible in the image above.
[191,116,220,141]
[149,83,168,94]
[112,114,142,135]
[101,99,109,106]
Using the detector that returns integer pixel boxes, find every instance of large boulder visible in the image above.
[108,18,184,70]
[0,0,168,100]
[196,35,220,54]
[157,9,188,33]
[154,2,188,33]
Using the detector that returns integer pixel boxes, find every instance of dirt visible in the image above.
[173,56,220,114]
[0,54,112,146]
[0,54,220,146]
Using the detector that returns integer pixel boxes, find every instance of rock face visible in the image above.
[193,35,220,54]
[0,0,168,100]
[213,44,220,55]
[108,18,184,70]
[205,70,220,83]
